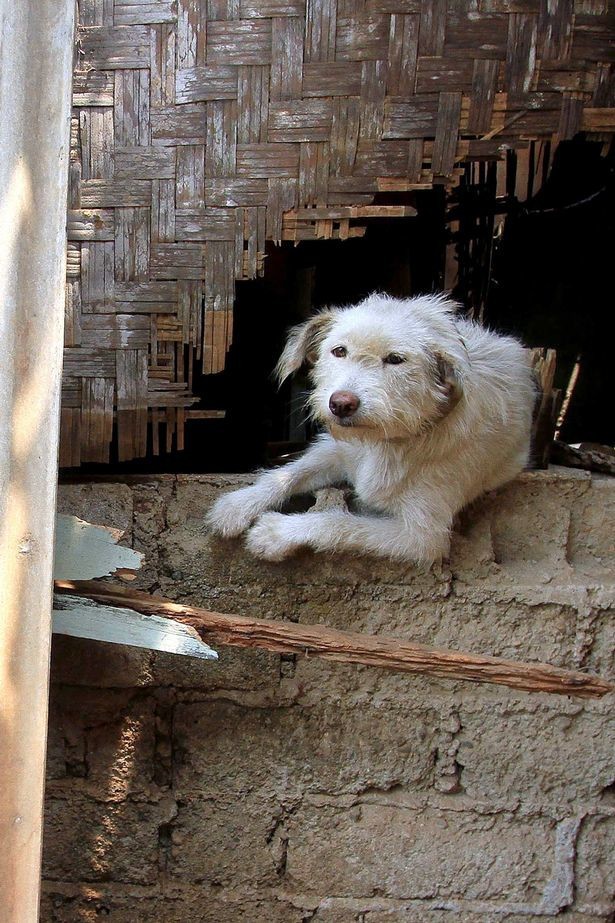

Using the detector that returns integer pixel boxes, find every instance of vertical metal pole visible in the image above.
[0,2,75,920]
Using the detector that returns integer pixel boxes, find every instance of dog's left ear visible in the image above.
[275,310,335,385]
[433,352,464,417]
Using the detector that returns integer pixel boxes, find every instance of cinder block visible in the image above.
[173,700,439,798]
[576,814,615,905]
[456,706,615,805]
[285,800,556,902]
[166,795,283,889]
[43,795,175,885]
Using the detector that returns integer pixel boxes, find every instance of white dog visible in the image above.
[207,293,535,563]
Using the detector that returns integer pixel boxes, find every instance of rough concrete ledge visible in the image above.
[44,468,615,922]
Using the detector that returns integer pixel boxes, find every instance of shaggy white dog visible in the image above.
[208,293,535,563]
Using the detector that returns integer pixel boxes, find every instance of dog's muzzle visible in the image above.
[329,390,360,419]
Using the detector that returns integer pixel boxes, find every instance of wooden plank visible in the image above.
[114,0,176,25]
[150,103,206,145]
[114,146,175,179]
[305,0,337,62]
[303,61,363,97]
[298,141,330,206]
[63,348,116,378]
[115,207,151,281]
[240,0,304,15]
[432,91,462,175]
[81,179,152,207]
[53,515,143,580]
[468,59,499,134]
[152,178,176,242]
[581,107,615,131]
[176,144,206,207]
[336,15,389,60]
[538,0,574,62]
[150,21,176,105]
[206,19,272,64]
[52,596,218,659]
[558,92,585,139]
[177,0,202,68]
[237,65,269,143]
[288,204,417,219]
[383,97,437,138]
[81,314,150,348]
[266,177,298,242]
[55,582,615,699]
[236,143,300,177]
[81,241,115,311]
[268,99,334,142]
[116,348,149,459]
[206,100,238,177]
[418,0,447,55]
[0,4,75,916]
[67,209,115,241]
[150,242,208,279]
[176,65,238,102]
[505,13,538,96]
[79,25,152,69]
[416,57,474,94]
[330,97,361,174]
[79,108,114,180]
[175,208,236,240]
[204,177,269,206]
[73,70,115,107]
[387,13,419,95]
[80,377,114,462]
[359,60,387,141]
[270,16,303,101]
[114,68,150,145]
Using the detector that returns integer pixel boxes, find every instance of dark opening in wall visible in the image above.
[484,137,614,447]
[64,137,613,478]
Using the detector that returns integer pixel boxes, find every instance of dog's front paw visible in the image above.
[207,488,261,538]
[245,513,303,562]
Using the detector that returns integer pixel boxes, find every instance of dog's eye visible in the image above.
[331,346,347,358]
[383,353,406,365]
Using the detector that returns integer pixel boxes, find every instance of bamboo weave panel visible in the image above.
[63,0,615,465]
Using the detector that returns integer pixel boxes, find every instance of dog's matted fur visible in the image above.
[208,294,535,563]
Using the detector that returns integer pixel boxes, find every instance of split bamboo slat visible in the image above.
[62,0,615,465]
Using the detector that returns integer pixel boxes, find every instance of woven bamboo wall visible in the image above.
[62,0,615,466]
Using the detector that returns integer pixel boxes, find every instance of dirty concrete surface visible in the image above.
[43,467,614,921]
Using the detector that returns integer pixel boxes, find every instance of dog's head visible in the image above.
[276,293,469,440]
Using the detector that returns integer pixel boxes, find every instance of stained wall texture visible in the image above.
[63,0,615,464]
[43,468,614,921]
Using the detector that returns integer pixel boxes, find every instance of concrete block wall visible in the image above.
[43,468,614,922]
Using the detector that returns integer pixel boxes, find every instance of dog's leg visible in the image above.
[207,436,347,538]
[246,503,452,563]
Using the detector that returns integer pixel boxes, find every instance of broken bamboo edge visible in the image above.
[54,581,614,699]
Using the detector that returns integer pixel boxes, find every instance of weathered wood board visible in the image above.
[63,0,615,465]
[52,514,217,660]
[53,514,143,580]
[52,595,218,660]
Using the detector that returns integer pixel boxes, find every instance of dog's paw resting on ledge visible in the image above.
[207,293,535,564]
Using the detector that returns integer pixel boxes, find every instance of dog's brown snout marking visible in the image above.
[329,390,360,418]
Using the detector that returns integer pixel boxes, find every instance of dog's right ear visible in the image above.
[275,310,335,385]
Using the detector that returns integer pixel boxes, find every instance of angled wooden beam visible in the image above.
[0,3,75,921]
[55,581,614,699]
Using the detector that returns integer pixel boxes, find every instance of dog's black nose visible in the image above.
[329,390,360,418]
